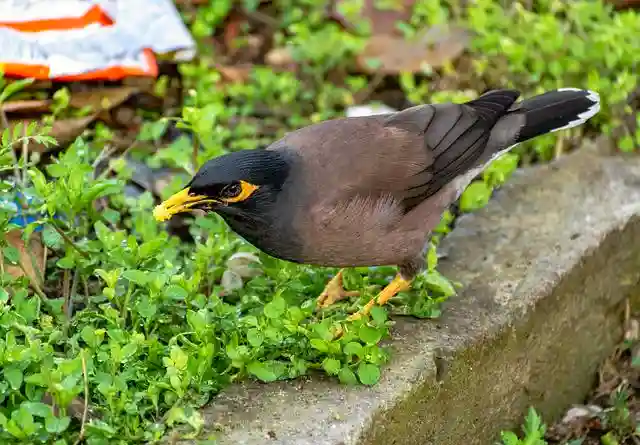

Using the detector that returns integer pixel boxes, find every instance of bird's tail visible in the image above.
[511,88,600,144]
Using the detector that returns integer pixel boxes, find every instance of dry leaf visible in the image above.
[51,115,98,142]
[69,86,138,113]
[335,0,416,35]
[47,115,99,151]
[6,86,137,152]
[356,24,472,74]
[1,99,52,114]
[265,47,295,69]
[1,229,45,288]
[8,114,98,153]
[217,64,253,83]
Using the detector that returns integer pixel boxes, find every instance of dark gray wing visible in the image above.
[384,89,521,211]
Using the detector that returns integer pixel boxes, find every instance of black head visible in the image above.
[153,149,290,221]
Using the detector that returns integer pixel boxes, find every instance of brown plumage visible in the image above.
[154,88,600,319]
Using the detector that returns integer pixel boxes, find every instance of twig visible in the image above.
[17,259,48,300]
[42,245,48,275]
[97,142,137,180]
[91,144,116,178]
[91,144,114,169]
[25,236,46,288]
[82,277,90,307]
[0,110,24,188]
[62,270,71,315]
[67,269,79,319]
[191,134,199,172]
[21,124,28,185]
[62,269,70,293]
[353,72,386,105]
[73,349,89,445]
[121,286,133,324]
[50,221,89,259]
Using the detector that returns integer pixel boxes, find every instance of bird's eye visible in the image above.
[221,182,242,199]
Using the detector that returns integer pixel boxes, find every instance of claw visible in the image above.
[316,269,359,309]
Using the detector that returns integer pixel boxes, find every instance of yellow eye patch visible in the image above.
[223,180,259,203]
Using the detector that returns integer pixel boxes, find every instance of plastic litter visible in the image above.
[0,0,196,81]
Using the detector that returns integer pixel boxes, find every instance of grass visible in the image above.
[0,0,638,443]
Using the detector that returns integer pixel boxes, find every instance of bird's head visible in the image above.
[153,149,290,222]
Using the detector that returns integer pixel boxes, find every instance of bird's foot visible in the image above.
[316,269,359,309]
[347,273,411,321]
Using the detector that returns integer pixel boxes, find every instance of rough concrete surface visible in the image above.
[190,144,640,445]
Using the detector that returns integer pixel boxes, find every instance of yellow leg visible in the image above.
[347,273,412,321]
[316,269,359,308]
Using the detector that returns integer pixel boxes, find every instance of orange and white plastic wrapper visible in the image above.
[0,0,196,81]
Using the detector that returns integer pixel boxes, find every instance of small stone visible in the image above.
[221,269,243,292]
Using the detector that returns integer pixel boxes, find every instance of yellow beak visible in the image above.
[153,188,212,222]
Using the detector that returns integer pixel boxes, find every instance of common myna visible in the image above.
[154,88,600,320]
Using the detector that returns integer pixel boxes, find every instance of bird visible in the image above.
[153,88,600,321]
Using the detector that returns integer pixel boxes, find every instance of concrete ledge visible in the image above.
[194,144,640,445]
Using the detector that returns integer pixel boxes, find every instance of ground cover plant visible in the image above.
[0,0,638,443]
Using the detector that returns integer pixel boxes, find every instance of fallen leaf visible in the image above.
[335,0,416,35]
[9,114,98,152]
[356,24,472,74]
[265,47,296,69]
[69,86,138,113]
[217,64,253,83]
[1,99,52,114]
[1,229,45,288]
[48,116,97,147]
